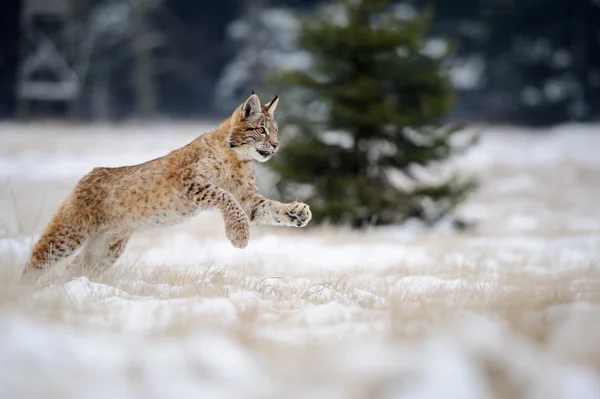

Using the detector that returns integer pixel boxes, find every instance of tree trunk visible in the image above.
[131,0,157,119]
[91,58,110,122]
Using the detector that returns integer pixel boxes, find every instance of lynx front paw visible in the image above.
[225,216,250,249]
[281,202,312,227]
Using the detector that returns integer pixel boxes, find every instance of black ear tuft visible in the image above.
[266,94,280,116]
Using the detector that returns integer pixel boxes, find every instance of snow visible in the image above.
[0,237,28,256]
[130,233,434,273]
[422,38,448,58]
[449,55,485,90]
[392,3,418,21]
[0,315,268,399]
[1,122,600,397]
[33,277,241,332]
[299,301,354,325]
[393,275,470,295]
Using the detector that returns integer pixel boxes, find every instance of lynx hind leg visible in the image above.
[73,233,130,275]
[23,183,106,279]
[23,215,88,278]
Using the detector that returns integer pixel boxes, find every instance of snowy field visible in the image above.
[1,122,600,398]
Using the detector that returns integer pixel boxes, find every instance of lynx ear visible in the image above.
[265,94,279,116]
[241,93,261,120]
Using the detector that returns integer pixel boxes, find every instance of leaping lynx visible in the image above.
[23,93,311,276]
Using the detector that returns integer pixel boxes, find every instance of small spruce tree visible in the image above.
[267,0,477,228]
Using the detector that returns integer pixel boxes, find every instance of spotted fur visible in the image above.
[23,93,311,276]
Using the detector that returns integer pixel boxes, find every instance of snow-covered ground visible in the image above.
[1,122,600,399]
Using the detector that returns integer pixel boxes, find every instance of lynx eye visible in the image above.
[258,127,266,135]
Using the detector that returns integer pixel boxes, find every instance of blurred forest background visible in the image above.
[1,0,598,227]
[1,0,599,126]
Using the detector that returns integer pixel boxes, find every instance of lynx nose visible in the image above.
[271,142,279,151]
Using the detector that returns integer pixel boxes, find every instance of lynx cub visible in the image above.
[24,93,311,276]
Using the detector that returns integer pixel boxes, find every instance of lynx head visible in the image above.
[228,93,280,162]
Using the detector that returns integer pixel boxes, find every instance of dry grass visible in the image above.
[1,122,600,398]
